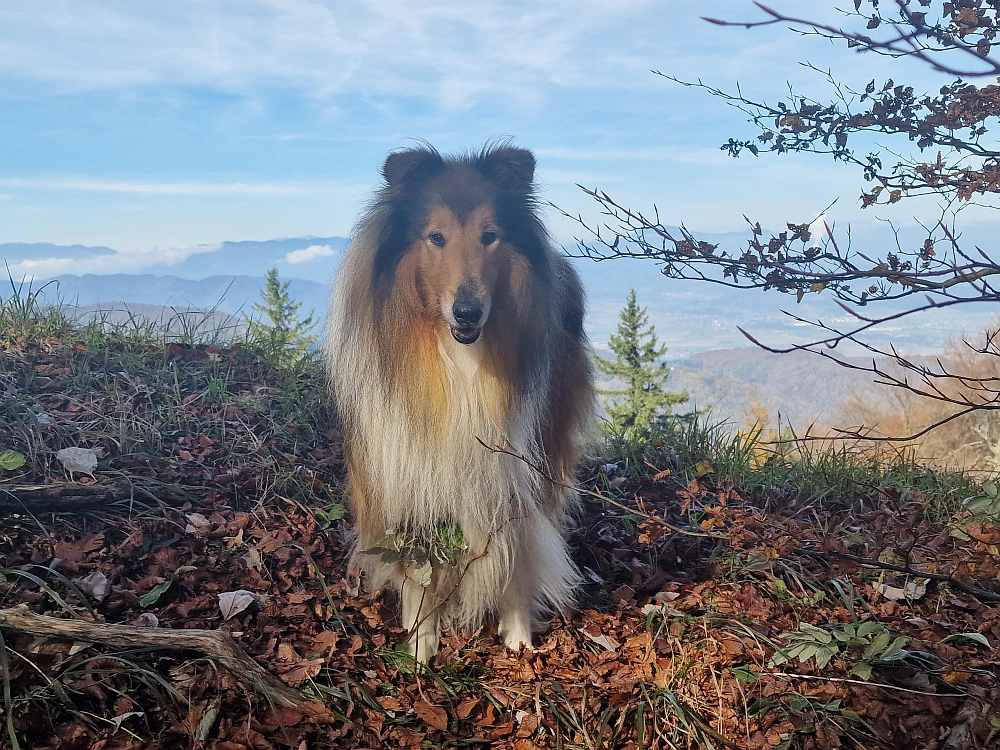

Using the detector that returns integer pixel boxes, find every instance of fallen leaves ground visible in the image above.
[1,337,999,749]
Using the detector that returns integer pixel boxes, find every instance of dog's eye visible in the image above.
[428,232,446,247]
[481,231,498,246]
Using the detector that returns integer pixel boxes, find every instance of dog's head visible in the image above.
[373,143,545,345]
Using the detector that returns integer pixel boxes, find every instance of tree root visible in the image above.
[0,606,305,707]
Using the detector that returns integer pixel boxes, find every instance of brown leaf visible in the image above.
[486,721,516,740]
[377,695,405,712]
[515,714,539,738]
[414,700,448,731]
[311,630,339,656]
[274,643,323,687]
[53,533,105,564]
[477,702,496,726]
[268,706,304,727]
[456,698,479,719]
[942,671,972,684]
[277,662,322,688]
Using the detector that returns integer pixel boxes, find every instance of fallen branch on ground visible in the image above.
[0,482,194,512]
[797,549,1000,604]
[0,606,305,707]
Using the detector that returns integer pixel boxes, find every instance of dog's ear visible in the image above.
[479,146,535,193]
[382,148,444,187]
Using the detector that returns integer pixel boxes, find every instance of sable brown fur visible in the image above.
[327,142,594,661]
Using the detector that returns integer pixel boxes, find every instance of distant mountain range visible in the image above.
[41,274,329,321]
[667,347,872,428]
[7,229,998,356]
[4,236,348,284]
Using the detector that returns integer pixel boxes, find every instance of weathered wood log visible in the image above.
[0,606,305,707]
[0,482,195,512]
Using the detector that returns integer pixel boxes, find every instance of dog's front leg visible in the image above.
[400,577,440,663]
[497,574,534,651]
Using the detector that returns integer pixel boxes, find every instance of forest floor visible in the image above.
[0,317,999,750]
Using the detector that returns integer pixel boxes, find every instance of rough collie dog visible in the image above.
[327,143,594,662]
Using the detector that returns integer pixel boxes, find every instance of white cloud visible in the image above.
[6,243,223,281]
[284,244,334,264]
[8,257,79,279]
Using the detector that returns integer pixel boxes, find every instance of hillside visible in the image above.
[0,302,997,749]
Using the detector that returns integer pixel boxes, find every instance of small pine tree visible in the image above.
[595,289,687,441]
[246,267,317,368]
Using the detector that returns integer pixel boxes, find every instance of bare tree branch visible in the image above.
[567,1,1000,447]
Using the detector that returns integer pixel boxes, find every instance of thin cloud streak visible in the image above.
[0,177,352,196]
[0,0,660,110]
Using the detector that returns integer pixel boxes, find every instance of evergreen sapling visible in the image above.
[246,267,317,368]
[595,289,687,442]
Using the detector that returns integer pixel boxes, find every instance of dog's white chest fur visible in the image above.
[357,333,537,537]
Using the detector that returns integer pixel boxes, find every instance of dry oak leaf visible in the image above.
[456,698,479,719]
[274,643,323,687]
[942,671,973,684]
[266,706,304,727]
[53,533,105,565]
[311,630,339,657]
[414,700,448,731]
[376,695,405,713]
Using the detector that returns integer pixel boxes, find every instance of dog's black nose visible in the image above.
[453,297,483,326]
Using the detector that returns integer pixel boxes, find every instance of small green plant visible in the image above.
[361,523,469,587]
[245,267,317,368]
[0,450,25,472]
[595,289,687,444]
[313,504,346,530]
[950,479,1000,540]
[138,566,197,608]
[748,693,876,749]
[769,621,909,679]
[0,273,72,346]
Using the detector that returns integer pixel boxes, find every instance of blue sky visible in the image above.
[0,0,992,275]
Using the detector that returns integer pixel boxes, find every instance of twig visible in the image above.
[475,437,726,540]
[796,549,1000,604]
[0,606,305,707]
[769,672,964,698]
[703,2,1000,79]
